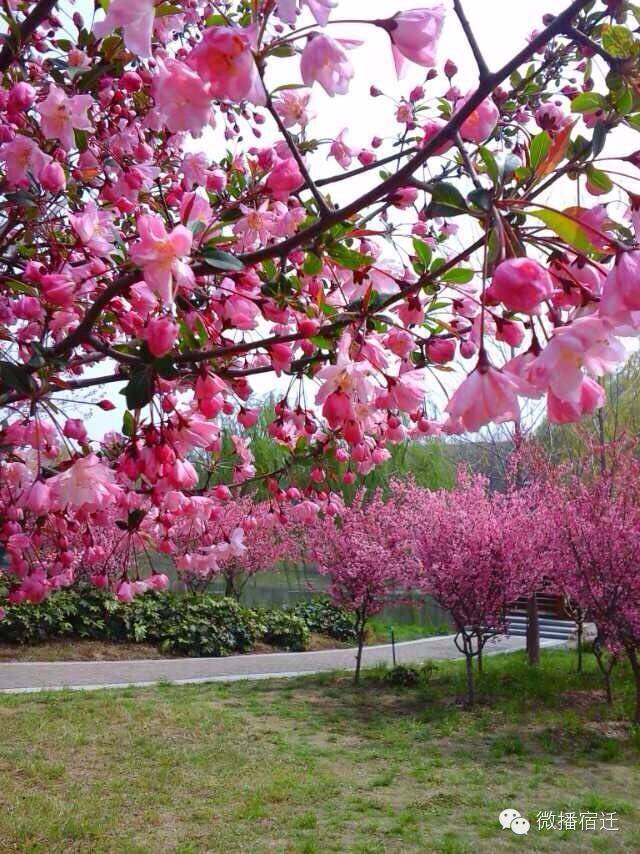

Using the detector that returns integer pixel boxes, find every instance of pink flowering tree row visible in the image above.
[2,1,640,604]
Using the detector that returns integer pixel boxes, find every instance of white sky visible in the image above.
[68,0,627,438]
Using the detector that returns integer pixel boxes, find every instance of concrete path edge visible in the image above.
[0,634,565,694]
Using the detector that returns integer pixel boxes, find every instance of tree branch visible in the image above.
[453,0,491,81]
[0,0,58,72]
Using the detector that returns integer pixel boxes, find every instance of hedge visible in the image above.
[0,588,354,657]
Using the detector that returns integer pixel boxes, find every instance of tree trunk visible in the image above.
[626,647,640,724]
[576,619,583,673]
[593,638,615,705]
[526,594,540,666]
[465,647,475,707]
[354,613,366,684]
[224,572,240,600]
[477,636,483,674]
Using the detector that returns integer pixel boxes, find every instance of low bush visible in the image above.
[260,610,310,651]
[157,596,261,657]
[0,588,347,656]
[292,598,357,642]
[382,662,437,688]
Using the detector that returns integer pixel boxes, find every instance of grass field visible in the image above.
[0,649,638,852]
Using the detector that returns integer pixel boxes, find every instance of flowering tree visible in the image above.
[305,481,421,681]
[2,0,640,603]
[173,494,293,597]
[414,473,525,704]
[541,446,640,721]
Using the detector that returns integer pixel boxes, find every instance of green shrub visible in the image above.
[0,590,78,644]
[157,596,261,657]
[292,598,357,642]
[383,662,437,688]
[0,589,351,657]
[260,610,310,651]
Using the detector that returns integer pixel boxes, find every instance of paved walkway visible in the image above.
[0,635,564,694]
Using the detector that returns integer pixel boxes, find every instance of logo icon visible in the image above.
[499,808,530,835]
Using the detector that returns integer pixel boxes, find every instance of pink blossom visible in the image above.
[547,375,604,423]
[24,480,52,515]
[377,6,447,77]
[426,337,456,364]
[487,257,554,314]
[70,202,116,256]
[38,85,93,151]
[599,251,640,329]
[301,34,354,97]
[535,101,565,133]
[277,0,336,25]
[274,90,313,130]
[151,56,212,136]
[130,214,194,303]
[0,136,51,187]
[93,0,155,57]
[446,361,521,431]
[146,316,178,357]
[458,94,500,143]
[266,157,304,202]
[533,317,625,403]
[49,455,121,511]
[330,129,354,169]
[187,26,266,105]
[40,162,66,193]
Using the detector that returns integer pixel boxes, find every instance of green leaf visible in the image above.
[467,188,493,212]
[529,209,599,254]
[5,278,37,296]
[202,248,245,272]
[122,411,135,438]
[120,369,154,410]
[602,24,638,59]
[478,147,500,184]
[441,268,475,284]
[327,244,373,270]
[570,92,606,114]
[530,131,552,171]
[303,252,323,276]
[614,87,634,116]
[155,2,181,15]
[412,238,432,269]
[0,361,34,395]
[425,182,468,218]
[586,165,613,194]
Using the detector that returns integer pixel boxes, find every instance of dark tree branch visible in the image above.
[0,0,58,72]
[453,0,491,81]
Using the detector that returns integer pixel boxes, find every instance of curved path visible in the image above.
[0,634,565,693]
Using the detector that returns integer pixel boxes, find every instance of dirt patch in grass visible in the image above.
[0,640,171,661]
[0,632,351,662]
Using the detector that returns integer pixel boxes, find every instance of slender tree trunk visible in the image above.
[593,638,616,705]
[577,619,583,673]
[626,647,640,724]
[465,647,475,707]
[527,594,540,666]
[604,668,613,706]
[354,612,366,684]
[477,635,483,674]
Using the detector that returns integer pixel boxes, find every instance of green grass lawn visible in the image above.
[367,616,453,644]
[0,650,638,852]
